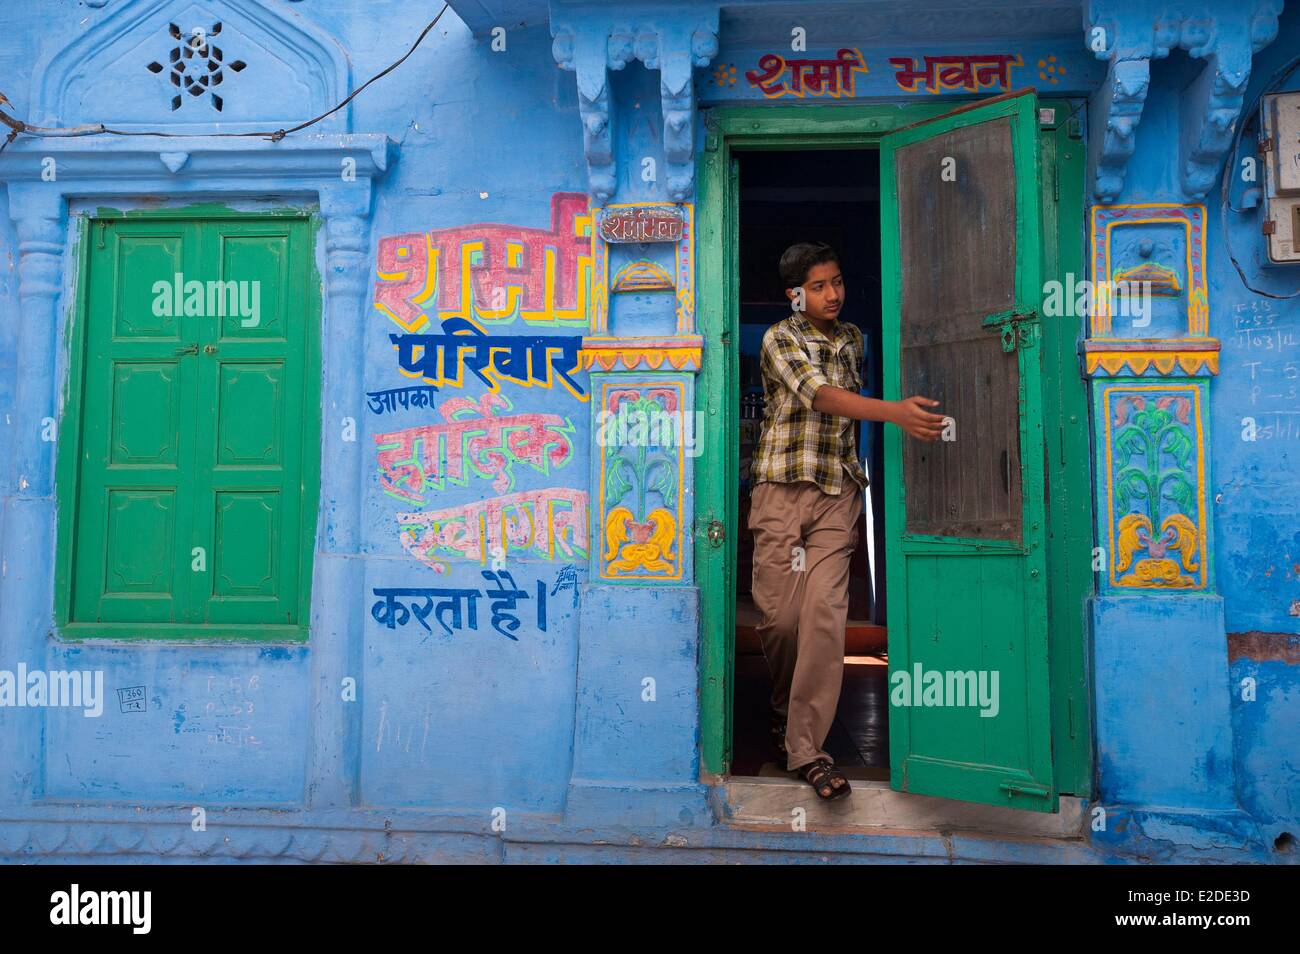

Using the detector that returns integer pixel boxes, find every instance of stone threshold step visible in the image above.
[724,776,1085,840]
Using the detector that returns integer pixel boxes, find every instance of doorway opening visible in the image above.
[699,98,1094,814]
[730,147,890,779]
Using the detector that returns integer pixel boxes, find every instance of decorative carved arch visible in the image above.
[29,0,351,133]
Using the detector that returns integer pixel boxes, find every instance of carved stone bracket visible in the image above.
[550,3,720,203]
[1084,0,1282,202]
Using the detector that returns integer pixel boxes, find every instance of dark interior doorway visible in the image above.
[731,148,890,779]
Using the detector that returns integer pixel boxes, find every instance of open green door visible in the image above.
[880,89,1056,811]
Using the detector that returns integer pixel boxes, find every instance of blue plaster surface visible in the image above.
[1091,595,1236,809]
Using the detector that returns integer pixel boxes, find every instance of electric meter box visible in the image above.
[1260,91,1300,264]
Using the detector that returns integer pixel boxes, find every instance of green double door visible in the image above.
[880,92,1055,810]
[61,213,320,638]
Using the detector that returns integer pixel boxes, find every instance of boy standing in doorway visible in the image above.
[749,241,944,799]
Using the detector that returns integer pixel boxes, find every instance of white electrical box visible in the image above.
[1260,91,1300,264]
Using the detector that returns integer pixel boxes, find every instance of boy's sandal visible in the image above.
[769,716,787,757]
[801,758,851,800]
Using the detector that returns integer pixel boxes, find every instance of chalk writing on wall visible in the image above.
[373,193,593,331]
[374,392,576,502]
[1229,299,1300,441]
[371,570,547,640]
[396,487,589,573]
[171,676,264,748]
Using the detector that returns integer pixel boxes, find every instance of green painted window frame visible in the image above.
[694,101,1094,798]
[53,205,323,643]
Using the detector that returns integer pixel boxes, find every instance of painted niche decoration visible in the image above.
[1107,389,1206,589]
[599,385,686,581]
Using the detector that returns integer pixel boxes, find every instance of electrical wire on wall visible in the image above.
[1220,53,1300,299]
[0,4,450,153]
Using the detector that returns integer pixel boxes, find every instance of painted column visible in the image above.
[1083,202,1235,813]
[0,184,66,804]
[552,4,720,827]
[307,186,374,809]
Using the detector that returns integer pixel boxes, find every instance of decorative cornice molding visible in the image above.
[0,134,393,184]
[580,335,703,373]
[1084,0,1282,202]
[1083,338,1221,376]
[550,4,719,203]
[0,816,492,864]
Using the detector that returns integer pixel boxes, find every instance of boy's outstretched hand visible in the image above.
[892,396,945,441]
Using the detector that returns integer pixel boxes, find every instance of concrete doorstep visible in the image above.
[724,773,1086,840]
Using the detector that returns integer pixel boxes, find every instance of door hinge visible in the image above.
[1260,136,1274,154]
[1263,219,1277,236]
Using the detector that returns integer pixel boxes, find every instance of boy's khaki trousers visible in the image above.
[747,478,862,772]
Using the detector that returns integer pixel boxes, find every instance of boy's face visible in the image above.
[787,261,844,321]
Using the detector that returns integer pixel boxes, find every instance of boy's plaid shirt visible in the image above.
[752,312,869,495]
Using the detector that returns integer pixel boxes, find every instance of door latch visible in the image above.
[706,519,725,547]
[984,311,1038,353]
[999,779,1051,798]
[173,343,198,355]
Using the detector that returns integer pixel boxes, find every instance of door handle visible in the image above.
[204,345,218,355]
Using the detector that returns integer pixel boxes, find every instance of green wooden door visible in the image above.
[61,212,319,640]
[880,90,1056,810]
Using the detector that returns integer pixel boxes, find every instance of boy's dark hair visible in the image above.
[779,241,840,288]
